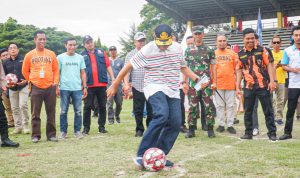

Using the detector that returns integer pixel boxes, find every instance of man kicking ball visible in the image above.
[107,24,200,168]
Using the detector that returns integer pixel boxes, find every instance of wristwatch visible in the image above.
[274,80,278,83]
[83,86,88,89]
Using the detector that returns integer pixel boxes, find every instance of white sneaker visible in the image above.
[60,132,67,139]
[253,128,259,136]
[12,128,22,134]
[74,131,83,139]
[23,128,30,134]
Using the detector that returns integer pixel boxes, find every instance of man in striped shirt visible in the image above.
[107,24,200,169]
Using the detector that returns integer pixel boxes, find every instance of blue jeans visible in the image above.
[60,90,83,133]
[137,92,181,157]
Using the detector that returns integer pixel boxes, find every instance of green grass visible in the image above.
[0,99,300,178]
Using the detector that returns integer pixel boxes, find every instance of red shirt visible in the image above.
[88,51,110,88]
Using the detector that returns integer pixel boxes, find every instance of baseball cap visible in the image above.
[192,25,205,34]
[108,46,117,51]
[83,35,93,44]
[154,24,173,46]
[134,32,146,41]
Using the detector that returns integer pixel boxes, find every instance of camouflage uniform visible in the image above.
[185,44,216,127]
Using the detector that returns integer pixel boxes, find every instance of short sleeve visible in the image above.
[262,48,270,65]
[281,51,289,65]
[210,48,216,65]
[80,55,86,69]
[130,48,147,69]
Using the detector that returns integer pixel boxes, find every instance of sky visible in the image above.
[0,0,147,50]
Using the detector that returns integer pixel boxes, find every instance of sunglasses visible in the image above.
[272,41,281,44]
[194,32,203,36]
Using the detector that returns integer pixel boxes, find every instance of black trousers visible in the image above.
[83,87,107,132]
[243,88,276,137]
[180,89,186,126]
[284,88,300,134]
[132,87,153,133]
[0,97,8,140]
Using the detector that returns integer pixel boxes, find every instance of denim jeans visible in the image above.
[243,88,276,137]
[60,90,83,133]
[137,91,181,157]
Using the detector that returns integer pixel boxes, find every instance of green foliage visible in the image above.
[0,17,101,56]
[94,37,108,52]
[118,23,137,59]
[138,4,174,40]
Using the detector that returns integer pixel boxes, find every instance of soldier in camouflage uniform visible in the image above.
[183,26,216,138]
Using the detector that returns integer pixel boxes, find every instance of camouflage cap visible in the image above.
[192,25,204,34]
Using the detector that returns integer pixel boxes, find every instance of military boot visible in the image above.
[185,126,196,138]
[207,125,215,138]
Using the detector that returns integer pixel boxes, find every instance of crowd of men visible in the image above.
[0,24,299,169]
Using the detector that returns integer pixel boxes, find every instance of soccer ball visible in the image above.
[5,73,18,85]
[143,148,166,171]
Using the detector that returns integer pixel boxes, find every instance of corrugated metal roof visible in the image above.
[146,0,300,25]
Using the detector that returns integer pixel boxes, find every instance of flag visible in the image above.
[180,25,192,52]
[256,8,263,45]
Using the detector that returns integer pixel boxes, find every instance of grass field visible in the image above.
[0,99,300,178]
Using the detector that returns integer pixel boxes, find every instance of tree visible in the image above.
[138,4,174,40]
[118,23,137,59]
[0,17,101,55]
[94,37,108,52]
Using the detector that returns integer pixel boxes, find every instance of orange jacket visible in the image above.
[22,48,59,89]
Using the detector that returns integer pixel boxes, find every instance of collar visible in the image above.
[243,45,257,52]
[291,44,298,51]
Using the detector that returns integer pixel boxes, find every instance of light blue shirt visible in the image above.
[281,45,300,88]
[58,53,86,91]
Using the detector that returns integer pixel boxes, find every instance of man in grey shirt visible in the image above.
[107,46,124,124]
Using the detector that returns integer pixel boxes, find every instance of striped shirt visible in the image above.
[130,41,186,99]
[125,48,145,92]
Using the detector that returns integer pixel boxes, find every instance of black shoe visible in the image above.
[233,118,239,124]
[47,137,58,142]
[227,127,236,134]
[216,126,225,133]
[180,125,188,133]
[1,138,20,147]
[135,130,143,137]
[165,160,174,167]
[185,126,195,138]
[279,134,292,140]
[208,130,215,138]
[269,135,277,141]
[99,128,108,134]
[201,125,208,131]
[240,134,252,140]
[82,129,89,135]
[116,117,120,123]
[207,125,215,138]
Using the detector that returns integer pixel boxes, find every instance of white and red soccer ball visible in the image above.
[143,148,166,171]
[5,73,18,85]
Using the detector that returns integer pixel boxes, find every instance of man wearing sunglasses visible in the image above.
[271,36,285,126]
